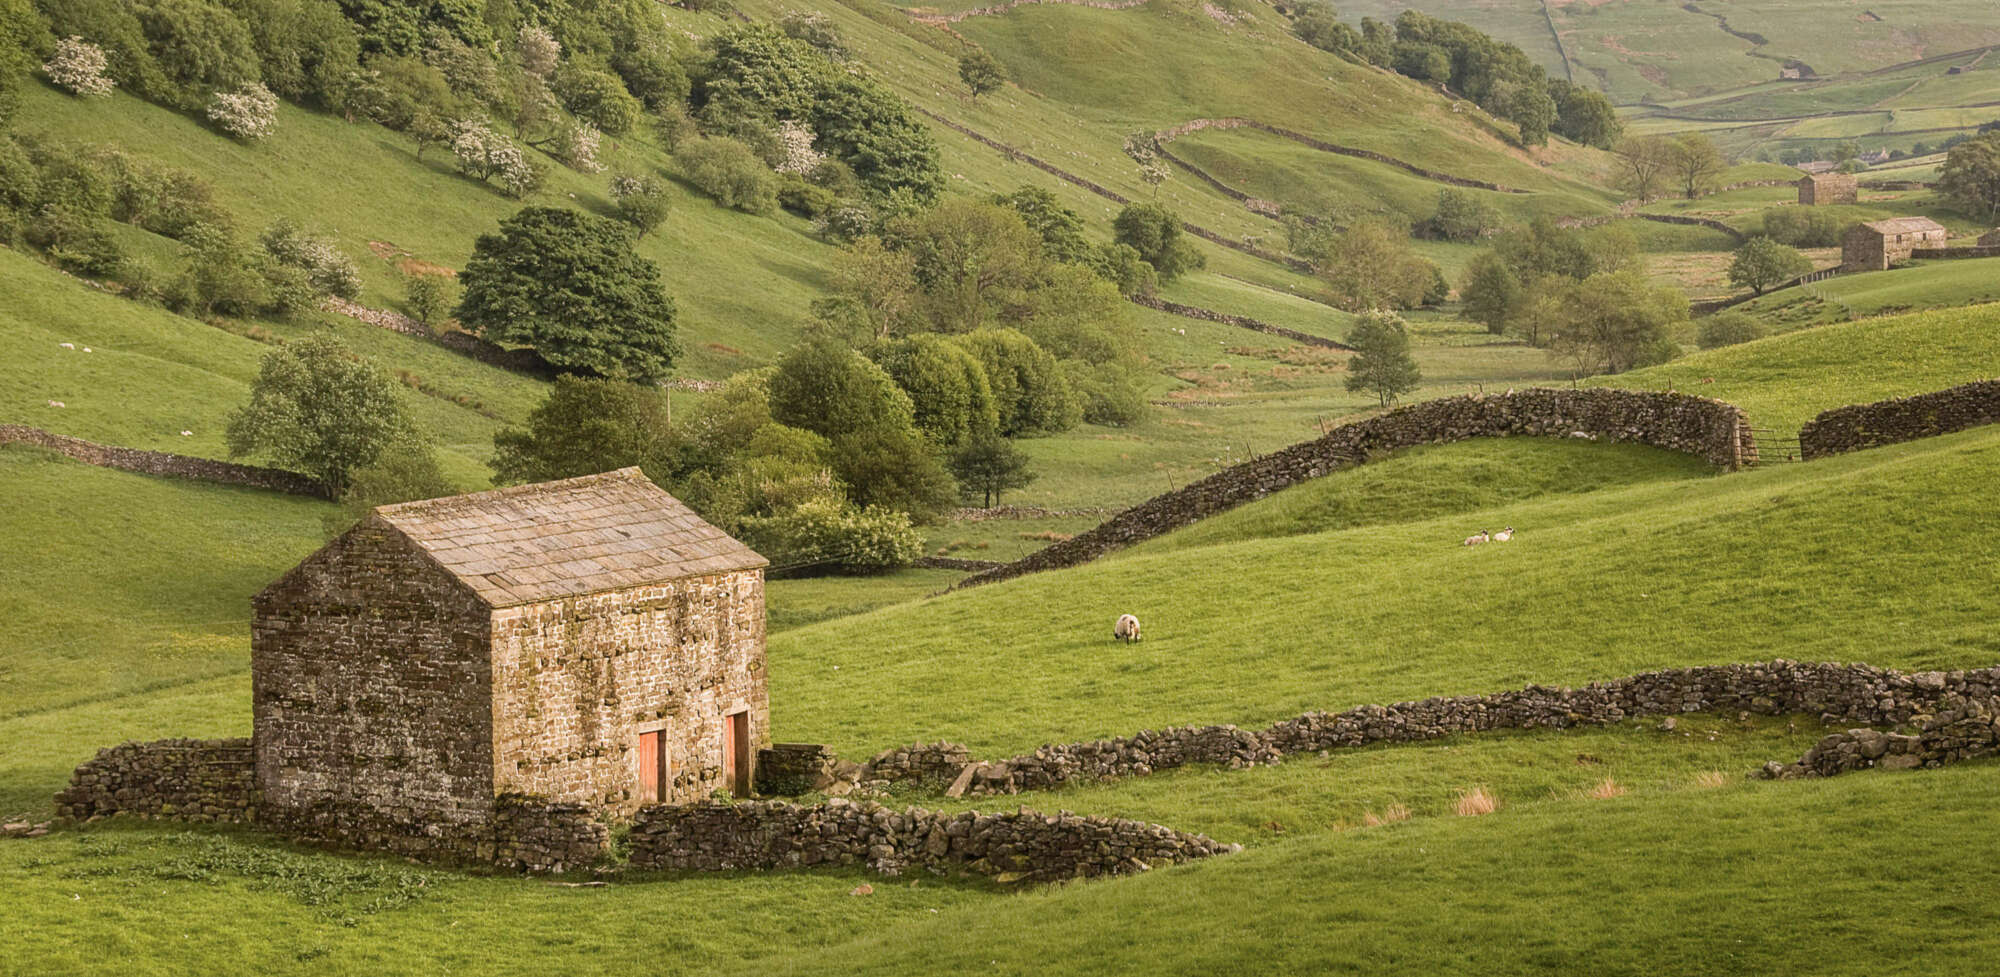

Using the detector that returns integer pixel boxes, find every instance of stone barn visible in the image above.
[251,468,770,843]
[1797,172,1857,206]
[1841,217,1948,272]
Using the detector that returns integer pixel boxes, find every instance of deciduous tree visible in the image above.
[226,335,415,494]
[1728,237,1811,296]
[1344,310,1421,406]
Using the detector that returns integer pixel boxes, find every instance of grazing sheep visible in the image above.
[1462,531,1490,547]
[1492,527,1514,542]
[1113,614,1142,643]
[46,400,64,408]
[180,430,193,436]
[58,342,74,349]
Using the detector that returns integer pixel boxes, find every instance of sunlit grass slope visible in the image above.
[770,425,2000,756]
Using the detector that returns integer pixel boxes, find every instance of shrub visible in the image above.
[776,174,837,218]
[206,82,279,140]
[133,0,262,109]
[609,172,672,237]
[28,204,125,276]
[491,375,676,485]
[609,44,688,112]
[737,498,922,572]
[553,64,641,136]
[1113,202,1204,281]
[403,269,457,325]
[43,36,114,96]
[1419,188,1498,242]
[870,334,999,447]
[1697,311,1765,349]
[172,222,272,315]
[809,75,945,202]
[676,137,778,214]
[1759,207,1843,248]
[1090,242,1158,297]
[779,10,846,60]
[325,440,453,535]
[816,202,874,242]
[951,328,1079,436]
[654,100,695,151]
[947,434,1035,508]
[772,119,824,176]
[551,121,603,174]
[259,217,361,299]
[232,0,360,111]
[1064,360,1147,426]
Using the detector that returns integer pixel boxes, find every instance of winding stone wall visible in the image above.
[1128,293,1353,349]
[627,798,1237,881]
[0,425,330,498]
[860,661,2000,797]
[1798,379,2000,460]
[325,298,563,379]
[1153,118,1529,194]
[958,388,1754,588]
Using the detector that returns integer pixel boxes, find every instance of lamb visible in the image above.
[1113,614,1142,643]
[1462,531,1490,547]
[1492,527,1514,542]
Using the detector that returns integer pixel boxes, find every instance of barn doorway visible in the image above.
[637,730,668,803]
[722,711,752,797]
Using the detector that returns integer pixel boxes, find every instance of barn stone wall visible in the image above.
[1799,379,2000,459]
[857,660,2000,797]
[252,517,497,831]
[958,388,1754,587]
[626,798,1237,881]
[490,569,769,812]
[0,425,329,497]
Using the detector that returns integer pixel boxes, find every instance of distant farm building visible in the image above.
[252,468,770,839]
[1798,173,1858,206]
[1841,217,1949,272]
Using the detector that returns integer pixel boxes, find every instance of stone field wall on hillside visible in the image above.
[957,388,1754,587]
[0,425,330,497]
[1799,379,2000,459]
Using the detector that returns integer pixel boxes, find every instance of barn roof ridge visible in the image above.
[1857,216,1947,234]
[370,468,766,606]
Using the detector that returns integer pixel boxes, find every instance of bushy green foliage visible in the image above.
[348,53,461,130]
[1113,202,1204,282]
[1546,78,1621,149]
[455,206,680,382]
[1290,1,1360,58]
[948,433,1035,507]
[1532,270,1687,375]
[675,136,778,214]
[768,336,917,440]
[609,171,672,236]
[228,0,360,110]
[259,217,361,299]
[1938,133,2000,222]
[1315,221,1438,312]
[776,172,837,218]
[957,46,1006,99]
[991,185,1092,265]
[1459,250,1520,335]
[553,63,641,136]
[36,0,171,103]
[1417,188,1498,242]
[1760,206,1845,247]
[335,0,489,56]
[1697,311,1765,350]
[870,333,1000,447]
[1343,309,1420,406]
[131,0,264,110]
[738,497,923,572]
[490,375,676,484]
[402,268,456,325]
[326,438,452,533]
[808,75,944,203]
[952,328,1080,437]
[1064,359,1147,426]
[1728,237,1812,296]
[1089,241,1158,297]
[884,197,1043,332]
[225,333,415,493]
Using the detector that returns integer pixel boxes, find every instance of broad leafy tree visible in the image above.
[226,334,415,494]
[957,47,1006,99]
[490,375,677,485]
[1113,202,1204,282]
[1728,237,1811,296]
[455,206,680,382]
[949,434,1036,508]
[1939,133,2000,222]
[1343,310,1421,407]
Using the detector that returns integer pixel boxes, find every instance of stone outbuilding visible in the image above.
[1841,217,1949,272]
[251,468,770,842]
[1797,172,1857,206]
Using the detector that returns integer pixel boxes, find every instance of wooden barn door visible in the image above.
[637,730,665,803]
[722,712,752,797]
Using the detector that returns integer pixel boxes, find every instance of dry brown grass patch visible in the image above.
[1693,770,1732,789]
[1587,777,1627,799]
[1454,787,1499,817]
[1358,804,1411,828]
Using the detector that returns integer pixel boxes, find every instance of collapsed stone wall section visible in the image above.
[627,798,1237,881]
[1759,693,2000,779]
[1799,379,2000,459]
[856,661,1999,797]
[958,388,1754,587]
[0,425,330,498]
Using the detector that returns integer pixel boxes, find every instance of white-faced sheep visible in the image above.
[1113,614,1142,643]
[1462,531,1490,547]
[1492,527,1514,542]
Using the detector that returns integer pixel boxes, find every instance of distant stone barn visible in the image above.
[1797,173,1857,206]
[1841,217,1949,272]
[251,468,770,839]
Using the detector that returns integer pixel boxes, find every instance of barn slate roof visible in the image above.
[372,468,766,606]
[1857,217,1946,236]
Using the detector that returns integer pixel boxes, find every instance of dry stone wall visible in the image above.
[53,741,610,872]
[1799,379,2000,460]
[959,388,1754,587]
[1759,694,2000,779]
[1128,293,1352,349]
[856,661,2000,797]
[1153,118,1528,194]
[627,798,1237,881]
[0,425,329,498]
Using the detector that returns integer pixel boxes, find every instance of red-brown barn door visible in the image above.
[637,730,664,803]
[722,712,752,797]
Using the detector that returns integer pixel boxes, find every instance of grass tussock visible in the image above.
[1693,770,1733,789]
[1454,787,1499,817]
[1586,777,1627,800]
[1358,804,1411,828]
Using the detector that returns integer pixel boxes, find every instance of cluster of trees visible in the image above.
[1459,218,1687,375]
[0,131,364,316]
[1611,132,1725,201]
[1289,217,1448,312]
[1288,5,1620,149]
[1940,132,2000,223]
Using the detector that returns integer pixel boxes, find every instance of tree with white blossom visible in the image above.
[773,119,823,176]
[451,118,543,197]
[518,25,561,79]
[44,37,115,98]
[207,83,280,141]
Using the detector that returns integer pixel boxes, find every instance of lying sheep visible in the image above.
[1462,531,1490,547]
[1492,527,1514,542]
[1113,614,1142,643]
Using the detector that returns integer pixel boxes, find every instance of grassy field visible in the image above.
[1719,261,2000,341]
